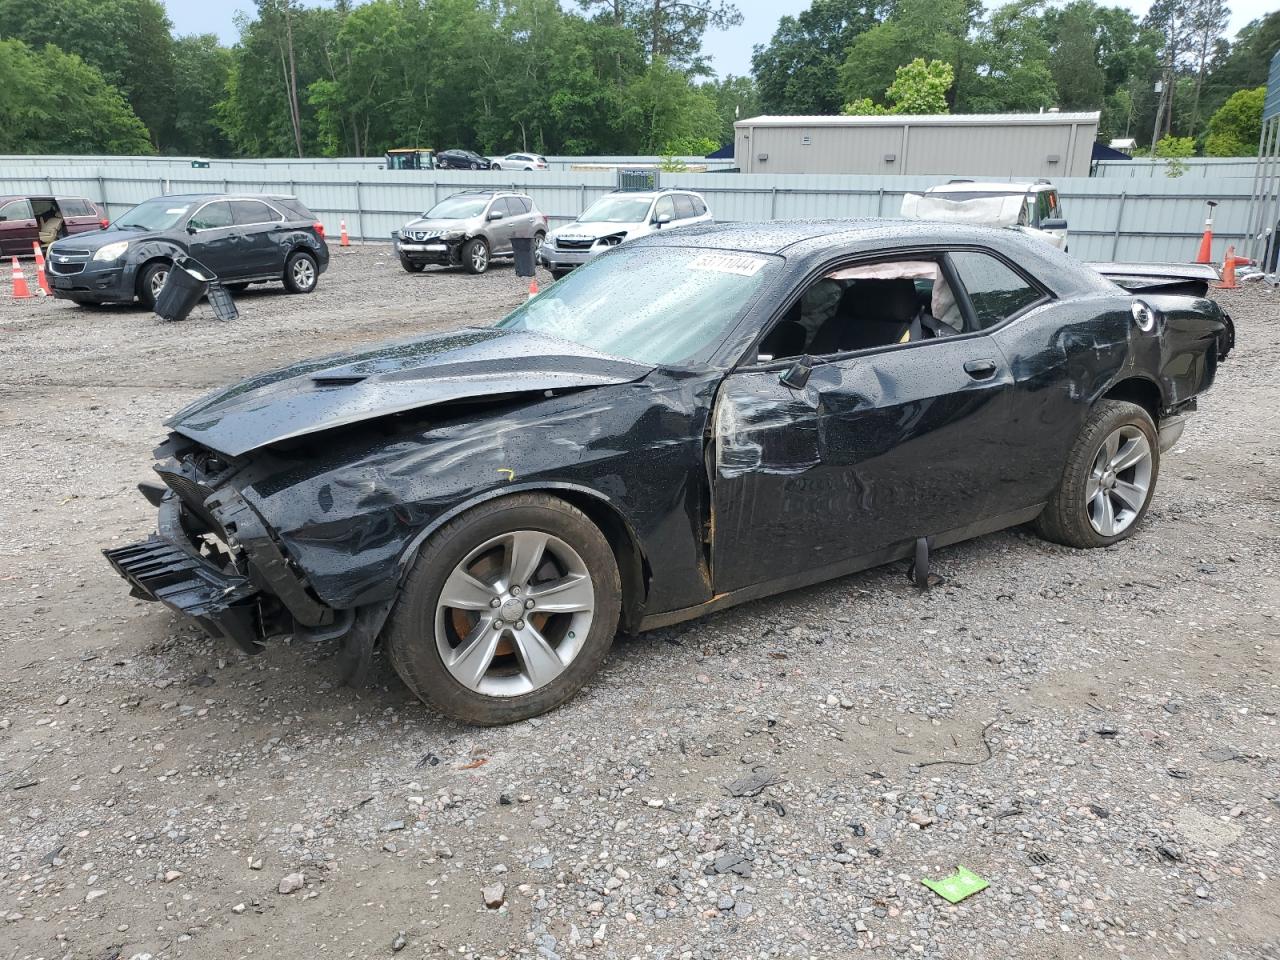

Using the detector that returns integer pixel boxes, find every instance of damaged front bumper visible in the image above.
[104,461,344,655]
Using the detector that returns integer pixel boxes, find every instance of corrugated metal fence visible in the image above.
[0,159,1258,263]
[1093,157,1261,179]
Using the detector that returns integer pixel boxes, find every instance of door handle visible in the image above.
[963,358,998,380]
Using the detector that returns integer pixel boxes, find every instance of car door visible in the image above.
[184,200,242,279]
[486,197,516,253]
[0,198,38,255]
[229,199,286,276]
[710,254,1016,593]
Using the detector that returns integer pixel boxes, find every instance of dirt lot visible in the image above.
[1,246,1278,960]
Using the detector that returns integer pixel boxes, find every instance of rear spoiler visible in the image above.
[1090,262,1220,297]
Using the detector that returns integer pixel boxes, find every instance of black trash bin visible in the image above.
[154,256,216,323]
[511,236,536,278]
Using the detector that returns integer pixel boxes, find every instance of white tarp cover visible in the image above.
[900,192,1025,228]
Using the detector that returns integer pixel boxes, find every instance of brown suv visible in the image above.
[0,195,107,256]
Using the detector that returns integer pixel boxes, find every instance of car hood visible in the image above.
[400,217,469,232]
[165,328,654,457]
[51,227,165,252]
[548,220,638,241]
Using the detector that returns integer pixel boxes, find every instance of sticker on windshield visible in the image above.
[166,208,187,214]
[688,253,768,277]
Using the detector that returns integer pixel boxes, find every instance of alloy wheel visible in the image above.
[150,269,169,298]
[471,242,488,272]
[1086,425,1153,536]
[292,257,316,289]
[434,530,595,697]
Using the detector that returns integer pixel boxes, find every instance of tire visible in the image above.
[550,269,570,280]
[533,230,546,246]
[400,256,425,273]
[462,237,489,274]
[225,282,250,292]
[283,250,318,293]
[1033,400,1160,548]
[137,261,170,310]
[469,161,479,170]
[491,163,502,171]
[386,493,622,725]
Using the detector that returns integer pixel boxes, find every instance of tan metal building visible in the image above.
[733,112,1100,178]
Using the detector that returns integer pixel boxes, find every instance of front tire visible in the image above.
[386,494,621,725]
[400,256,425,273]
[469,161,480,170]
[283,250,318,293]
[491,162,503,171]
[462,237,489,274]
[138,261,170,310]
[1033,400,1159,548]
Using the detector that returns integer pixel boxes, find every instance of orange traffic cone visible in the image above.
[1213,245,1252,289]
[1195,201,1217,264]
[339,220,350,247]
[31,241,51,296]
[10,257,32,299]
[527,277,539,300]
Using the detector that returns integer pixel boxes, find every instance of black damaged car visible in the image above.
[105,220,1232,724]
[47,193,329,309]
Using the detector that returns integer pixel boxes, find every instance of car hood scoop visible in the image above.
[166,328,653,457]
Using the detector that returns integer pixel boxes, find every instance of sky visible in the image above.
[164,0,1275,78]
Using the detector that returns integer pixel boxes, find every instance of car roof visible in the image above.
[628,217,1033,255]
[600,188,703,200]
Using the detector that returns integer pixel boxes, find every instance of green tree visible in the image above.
[1203,86,1265,155]
[961,0,1057,111]
[700,74,760,144]
[0,0,177,148]
[1049,3,1106,109]
[1151,133,1196,175]
[0,38,154,154]
[751,0,884,114]
[620,57,721,151]
[843,58,954,114]
[1199,11,1280,120]
[170,35,234,156]
[579,0,741,70]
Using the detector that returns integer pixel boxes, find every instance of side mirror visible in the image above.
[1040,217,1067,230]
[487,210,504,221]
[186,224,198,234]
[778,358,812,390]
[654,212,672,227]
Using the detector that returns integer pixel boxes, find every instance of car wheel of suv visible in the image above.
[386,493,622,725]
[462,237,489,274]
[533,230,546,247]
[400,256,425,273]
[1033,400,1159,549]
[138,261,170,310]
[283,250,318,293]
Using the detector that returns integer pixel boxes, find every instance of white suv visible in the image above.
[539,189,713,278]
[901,180,1069,250]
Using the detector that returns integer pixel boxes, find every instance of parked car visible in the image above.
[394,191,547,274]
[46,193,329,309]
[539,188,712,278]
[0,194,107,256]
[437,149,492,170]
[104,220,1231,724]
[490,153,549,171]
[384,148,438,170]
[901,180,1069,250]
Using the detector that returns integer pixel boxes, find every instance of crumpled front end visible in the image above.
[104,439,343,654]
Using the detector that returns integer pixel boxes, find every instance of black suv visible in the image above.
[47,193,330,309]
[436,149,492,170]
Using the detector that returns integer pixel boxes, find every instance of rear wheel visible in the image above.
[386,494,621,725]
[138,261,170,309]
[1033,400,1159,548]
[462,237,489,274]
[469,161,480,170]
[283,250,318,293]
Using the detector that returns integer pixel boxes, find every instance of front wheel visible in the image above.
[1033,400,1159,548]
[137,261,170,310]
[550,269,570,280]
[386,494,621,725]
[400,256,425,273]
[283,250,318,293]
[491,163,503,171]
[462,237,489,274]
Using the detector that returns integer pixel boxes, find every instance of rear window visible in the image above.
[231,199,283,225]
[673,195,696,219]
[58,198,92,217]
[950,251,1046,329]
[273,197,315,221]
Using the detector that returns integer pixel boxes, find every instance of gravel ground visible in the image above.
[1,246,1278,960]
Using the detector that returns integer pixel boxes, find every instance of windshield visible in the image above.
[113,199,193,231]
[930,190,1026,201]
[578,196,654,224]
[497,247,779,365]
[423,196,488,219]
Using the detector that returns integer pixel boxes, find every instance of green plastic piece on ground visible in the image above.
[921,866,989,903]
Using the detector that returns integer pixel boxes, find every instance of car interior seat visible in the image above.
[812,279,920,353]
[38,214,64,247]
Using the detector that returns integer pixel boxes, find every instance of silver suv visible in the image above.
[395,191,548,274]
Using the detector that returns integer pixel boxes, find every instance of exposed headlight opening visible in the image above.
[595,233,626,247]
[1131,300,1157,332]
[92,240,130,262]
